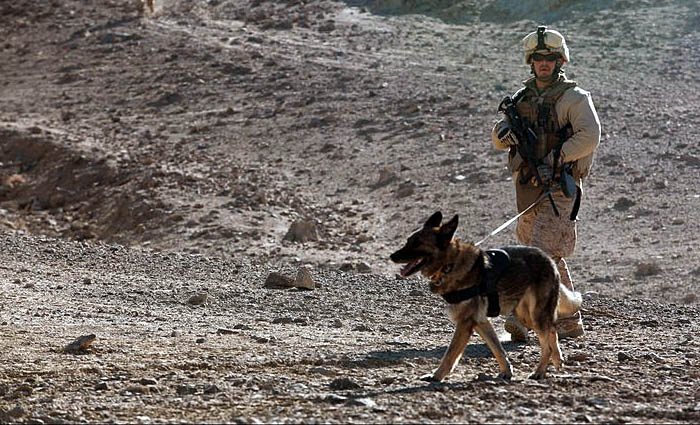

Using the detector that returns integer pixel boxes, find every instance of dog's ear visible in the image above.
[424,211,442,229]
[438,214,458,247]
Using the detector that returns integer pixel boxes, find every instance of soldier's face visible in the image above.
[532,55,559,79]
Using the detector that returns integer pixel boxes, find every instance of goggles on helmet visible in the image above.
[522,26,569,64]
[531,53,561,62]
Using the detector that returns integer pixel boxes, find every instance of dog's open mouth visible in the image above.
[399,258,425,277]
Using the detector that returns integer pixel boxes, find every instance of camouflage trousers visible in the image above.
[515,189,581,324]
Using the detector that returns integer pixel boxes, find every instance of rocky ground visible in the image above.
[1,0,699,423]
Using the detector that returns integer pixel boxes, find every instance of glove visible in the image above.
[496,120,519,147]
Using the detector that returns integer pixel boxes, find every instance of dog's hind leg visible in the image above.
[548,328,563,371]
[423,320,475,382]
[529,327,554,380]
[474,322,513,380]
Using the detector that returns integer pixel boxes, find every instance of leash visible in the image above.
[474,188,552,247]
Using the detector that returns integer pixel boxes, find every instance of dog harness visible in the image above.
[441,249,511,317]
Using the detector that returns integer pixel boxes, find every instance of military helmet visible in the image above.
[522,26,569,64]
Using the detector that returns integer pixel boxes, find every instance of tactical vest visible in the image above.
[508,78,577,212]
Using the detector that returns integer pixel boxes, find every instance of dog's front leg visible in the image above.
[474,322,513,380]
[422,320,475,382]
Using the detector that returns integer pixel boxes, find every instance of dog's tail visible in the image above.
[557,283,582,317]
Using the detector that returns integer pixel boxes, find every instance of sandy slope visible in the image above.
[1,0,699,422]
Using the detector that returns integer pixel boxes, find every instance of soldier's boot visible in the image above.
[553,258,585,339]
[504,315,529,342]
[556,311,584,339]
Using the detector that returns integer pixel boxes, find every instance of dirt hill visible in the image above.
[1,0,699,423]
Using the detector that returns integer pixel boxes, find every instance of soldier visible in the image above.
[492,27,601,340]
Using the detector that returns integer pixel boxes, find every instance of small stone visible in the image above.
[203,384,221,394]
[176,384,197,395]
[139,378,158,386]
[7,406,25,418]
[233,324,253,330]
[370,167,397,189]
[346,397,376,408]
[324,394,347,404]
[568,352,590,362]
[122,385,150,395]
[95,382,108,391]
[264,272,293,289]
[63,334,96,353]
[311,367,335,377]
[617,351,634,362]
[612,197,635,211]
[187,293,210,306]
[356,262,371,274]
[329,377,361,390]
[582,291,600,300]
[634,262,661,278]
[283,220,319,242]
[352,324,372,332]
[644,352,666,363]
[293,266,315,289]
[13,384,33,396]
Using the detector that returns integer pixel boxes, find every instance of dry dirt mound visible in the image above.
[0,127,172,243]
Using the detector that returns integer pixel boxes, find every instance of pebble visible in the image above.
[346,397,376,408]
[176,384,197,395]
[617,351,634,362]
[122,385,150,395]
[7,406,25,418]
[329,377,361,390]
[311,366,335,377]
[324,394,347,404]
[203,384,221,394]
[187,293,210,306]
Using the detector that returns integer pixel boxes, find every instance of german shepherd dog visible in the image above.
[390,211,582,381]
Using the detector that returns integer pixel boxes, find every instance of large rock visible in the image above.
[283,220,319,242]
[264,266,316,290]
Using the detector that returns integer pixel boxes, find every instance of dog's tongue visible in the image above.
[400,259,420,278]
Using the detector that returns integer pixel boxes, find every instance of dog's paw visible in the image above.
[528,371,546,380]
[496,371,513,381]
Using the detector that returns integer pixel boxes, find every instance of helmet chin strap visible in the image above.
[531,59,563,83]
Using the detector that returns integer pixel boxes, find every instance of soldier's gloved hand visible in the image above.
[536,164,553,186]
[496,120,519,147]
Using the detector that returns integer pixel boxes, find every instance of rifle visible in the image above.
[497,95,559,216]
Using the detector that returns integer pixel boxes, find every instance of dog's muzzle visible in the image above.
[397,257,425,278]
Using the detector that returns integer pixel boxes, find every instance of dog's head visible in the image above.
[390,211,458,280]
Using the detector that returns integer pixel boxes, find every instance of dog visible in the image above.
[390,211,582,381]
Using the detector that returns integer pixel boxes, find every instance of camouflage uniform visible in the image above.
[492,27,601,339]
[515,190,582,334]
